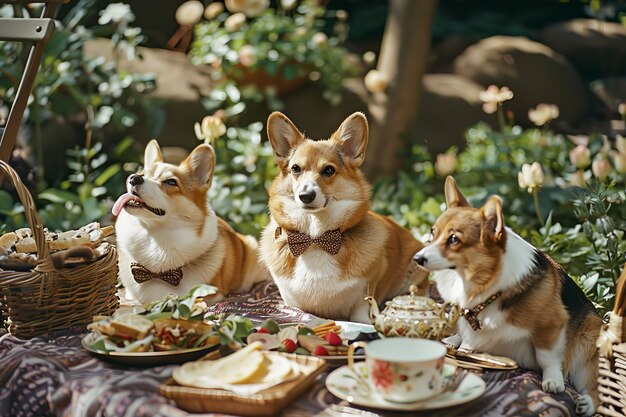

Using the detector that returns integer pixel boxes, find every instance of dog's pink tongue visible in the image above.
[112,193,138,217]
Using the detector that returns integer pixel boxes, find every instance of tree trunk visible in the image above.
[364,0,437,180]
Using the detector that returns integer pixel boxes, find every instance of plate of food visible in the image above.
[244,319,379,365]
[82,284,257,366]
[82,313,222,366]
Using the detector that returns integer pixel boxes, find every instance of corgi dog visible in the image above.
[113,140,267,305]
[413,176,602,416]
[259,112,429,323]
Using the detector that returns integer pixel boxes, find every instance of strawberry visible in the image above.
[313,345,329,356]
[257,327,269,334]
[323,331,342,346]
[282,339,297,353]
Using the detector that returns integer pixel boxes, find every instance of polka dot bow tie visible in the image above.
[286,229,343,257]
[130,262,183,287]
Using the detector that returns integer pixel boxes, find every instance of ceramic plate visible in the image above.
[326,363,485,411]
[81,332,220,367]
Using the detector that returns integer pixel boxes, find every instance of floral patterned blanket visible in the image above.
[0,281,580,417]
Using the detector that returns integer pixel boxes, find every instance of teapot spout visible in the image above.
[365,296,380,323]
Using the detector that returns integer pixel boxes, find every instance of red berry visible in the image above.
[282,339,297,353]
[324,331,342,346]
[257,327,269,334]
[313,345,329,356]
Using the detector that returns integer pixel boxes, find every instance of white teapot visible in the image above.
[367,285,460,339]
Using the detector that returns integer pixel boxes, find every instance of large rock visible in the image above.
[84,38,213,148]
[453,36,588,125]
[416,74,490,153]
[540,19,626,78]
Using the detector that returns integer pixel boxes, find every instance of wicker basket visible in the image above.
[597,266,626,416]
[0,160,119,339]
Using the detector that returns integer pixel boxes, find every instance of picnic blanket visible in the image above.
[0,281,581,417]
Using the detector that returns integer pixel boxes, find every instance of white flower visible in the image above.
[569,170,586,188]
[569,145,591,169]
[279,0,297,10]
[311,32,328,48]
[224,12,246,31]
[194,115,226,143]
[518,162,544,193]
[482,102,497,115]
[616,134,626,155]
[479,85,513,103]
[528,103,559,127]
[362,51,376,66]
[336,9,349,21]
[592,158,611,180]
[57,61,71,75]
[225,0,269,17]
[238,44,257,67]
[435,152,458,177]
[175,1,204,26]
[364,69,388,94]
[600,135,611,156]
[479,85,513,115]
[98,3,135,26]
[610,150,626,174]
[204,2,225,19]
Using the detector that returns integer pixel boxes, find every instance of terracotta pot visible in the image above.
[226,63,310,95]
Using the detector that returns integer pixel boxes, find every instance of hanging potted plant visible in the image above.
[190,0,357,106]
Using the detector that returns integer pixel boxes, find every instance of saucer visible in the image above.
[325,363,485,411]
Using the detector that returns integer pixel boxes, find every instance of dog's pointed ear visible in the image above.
[444,176,470,208]
[144,139,163,167]
[333,112,368,167]
[480,195,505,245]
[184,144,215,186]
[267,112,304,169]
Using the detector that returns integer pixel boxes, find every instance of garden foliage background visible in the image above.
[0,0,625,317]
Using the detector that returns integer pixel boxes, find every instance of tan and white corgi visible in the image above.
[259,112,429,323]
[114,140,267,305]
[414,176,602,416]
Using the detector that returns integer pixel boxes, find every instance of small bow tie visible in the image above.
[286,229,342,257]
[130,262,183,286]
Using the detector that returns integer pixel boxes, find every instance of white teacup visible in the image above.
[348,338,447,402]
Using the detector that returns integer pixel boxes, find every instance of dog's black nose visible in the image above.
[299,190,316,204]
[414,254,427,266]
[129,174,144,186]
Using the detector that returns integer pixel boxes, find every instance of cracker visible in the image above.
[49,230,90,251]
[0,232,18,255]
[101,225,114,238]
[15,237,37,253]
[15,228,31,239]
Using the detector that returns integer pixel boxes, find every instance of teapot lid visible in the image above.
[386,285,440,311]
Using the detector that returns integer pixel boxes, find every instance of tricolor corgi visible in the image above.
[259,112,429,323]
[414,176,602,416]
[114,140,267,305]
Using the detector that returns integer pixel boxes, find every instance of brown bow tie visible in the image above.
[130,262,183,286]
[286,229,342,257]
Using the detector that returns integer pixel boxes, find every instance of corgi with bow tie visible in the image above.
[114,140,268,305]
[259,112,429,323]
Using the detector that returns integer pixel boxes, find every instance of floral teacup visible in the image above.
[348,338,447,403]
